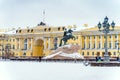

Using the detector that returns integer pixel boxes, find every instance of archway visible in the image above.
[33,39,44,57]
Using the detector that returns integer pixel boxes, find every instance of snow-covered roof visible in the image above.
[0,32,5,34]
[4,29,16,35]
[66,26,95,32]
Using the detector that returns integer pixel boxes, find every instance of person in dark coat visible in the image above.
[39,56,41,62]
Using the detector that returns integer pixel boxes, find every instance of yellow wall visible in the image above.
[0,25,120,58]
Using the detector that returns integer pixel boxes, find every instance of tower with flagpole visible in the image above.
[37,10,46,26]
[43,9,45,23]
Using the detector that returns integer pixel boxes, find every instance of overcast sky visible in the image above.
[0,0,120,29]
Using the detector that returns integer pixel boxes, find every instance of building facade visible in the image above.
[0,24,120,58]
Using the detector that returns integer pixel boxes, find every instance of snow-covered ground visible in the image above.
[0,61,120,80]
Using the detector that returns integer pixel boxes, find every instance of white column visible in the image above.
[80,36,82,49]
[31,38,32,50]
[27,38,28,50]
[85,36,87,49]
[101,35,102,49]
[15,39,17,49]
[117,34,119,49]
[19,38,20,49]
[95,36,97,49]
[57,38,59,47]
[90,36,92,49]
[44,38,46,49]
[111,35,113,49]
[48,38,51,49]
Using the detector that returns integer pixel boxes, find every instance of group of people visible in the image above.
[96,56,102,62]
[96,56,120,62]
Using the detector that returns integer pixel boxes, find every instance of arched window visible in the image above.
[19,30,21,33]
[48,28,51,31]
[13,45,15,49]
[23,52,26,56]
[31,29,33,32]
[62,27,65,30]
[92,52,94,56]
[58,27,60,31]
[27,29,30,32]
[44,28,47,31]
[24,39,27,50]
[31,52,33,56]
[87,52,89,55]
[82,52,84,55]
[16,30,18,33]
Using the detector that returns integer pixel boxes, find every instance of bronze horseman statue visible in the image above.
[59,28,75,46]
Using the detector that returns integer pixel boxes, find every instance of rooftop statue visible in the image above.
[37,22,46,26]
[59,28,75,46]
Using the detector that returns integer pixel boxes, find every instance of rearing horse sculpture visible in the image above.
[59,28,75,46]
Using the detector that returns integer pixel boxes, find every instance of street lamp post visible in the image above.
[98,16,115,62]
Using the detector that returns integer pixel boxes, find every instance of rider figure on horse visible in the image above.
[59,28,75,46]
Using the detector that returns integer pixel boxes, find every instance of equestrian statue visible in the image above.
[59,28,76,46]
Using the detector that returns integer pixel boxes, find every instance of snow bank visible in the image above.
[1,62,120,80]
[59,52,84,59]
[43,51,62,59]
[43,45,84,59]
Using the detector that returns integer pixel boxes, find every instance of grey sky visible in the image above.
[0,0,120,29]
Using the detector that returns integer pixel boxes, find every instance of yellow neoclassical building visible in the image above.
[0,23,120,58]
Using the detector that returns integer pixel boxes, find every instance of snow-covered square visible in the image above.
[0,61,120,80]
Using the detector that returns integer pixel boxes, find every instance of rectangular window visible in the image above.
[110,35,111,38]
[89,36,90,39]
[99,43,100,48]
[24,44,27,50]
[104,43,105,48]
[94,43,95,48]
[82,52,84,55]
[115,34,117,38]
[6,39,8,41]
[13,45,15,49]
[92,52,94,56]
[104,36,106,38]
[89,43,90,48]
[76,36,78,39]
[87,52,89,55]
[24,39,27,50]
[23,52,26,56]
[109,42,111,48]
[29,44,31,49]
[84,36,85,39]
[114,52,116,55]
[115,41,117,48]
[84,43,85,49]
[17,44,19,49]
[17,38,19,42]
[99,36,101,39]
